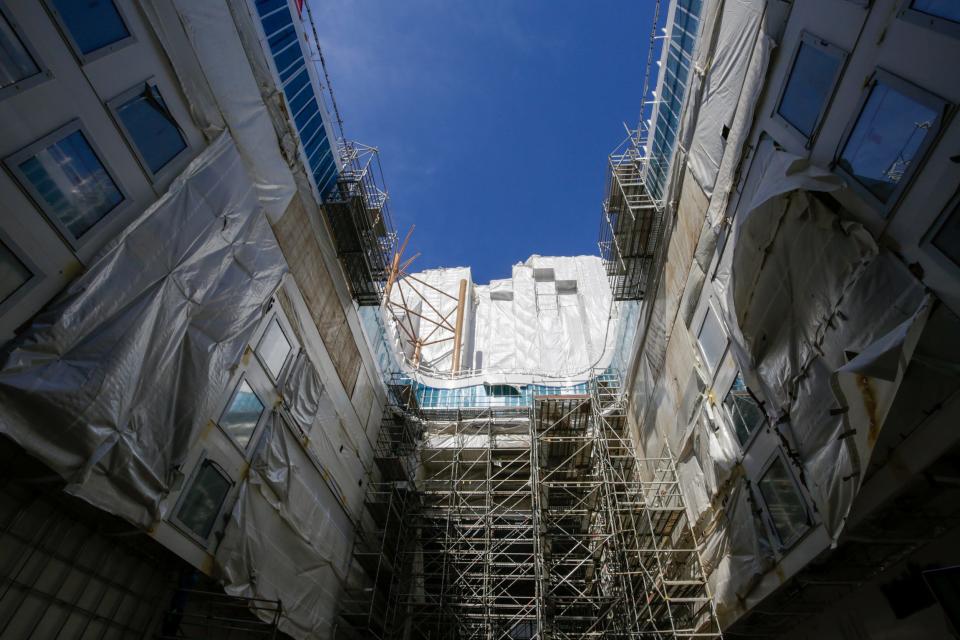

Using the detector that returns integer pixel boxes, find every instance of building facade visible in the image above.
[0,0,393,637]
[608,0,960,637]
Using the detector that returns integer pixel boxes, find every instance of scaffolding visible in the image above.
[322,141,397,305]
[340,372,721,639]
[598,132,666,301]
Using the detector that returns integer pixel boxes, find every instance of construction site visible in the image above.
[1,0,959,638]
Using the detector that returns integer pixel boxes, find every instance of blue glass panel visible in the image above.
[0,10,40,87]
[261,9,292,39]
[294,97,319,129]
[912,0,960,21]
[838,80,938,203]
[268,25,296,52]
[176,460,230,539]
[778,42,841,138]
[278,54,304,83]
[19,129,123,238]
[116,85,186,174]
[287,79,313,116]
[255,0,287,18]
[283,69,310,102]
[52,0,129,55]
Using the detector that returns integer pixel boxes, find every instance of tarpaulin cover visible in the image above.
[164,0,298,220]
[0,134,286,528]
[687,0,766,199]
[718,144,929,541]
[389,256,615,388]
[217,414,352,640]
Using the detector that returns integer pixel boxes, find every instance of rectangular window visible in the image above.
[697,306,727,373]
[912,0,960,21]
[109,81,187,178]
[0,239,31,304]
[724,373,766,447]
[837,71,945,211]
[47,0,132,61]
[219,378,266,449]
[175,459,232,541]
[757,455,809,548]
[0,3,45,99]
[257,318,292,380]
[5,122,126,244]
[932,203,960,269]
[776,34,845,141]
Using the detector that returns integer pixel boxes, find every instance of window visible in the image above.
[902,0,960,38]
[0,3,47,99]
[932,203,960,269]
[724,373,766,447]
[0,239,31,305]
[697,306,727,373]
[257,318,292,380]
[219,378,266,449]
[174,458,232,541]
[108,81,187,179]
[776,34,846,141]
[837,71,945,211]
[46,0,133,62]
[757,455,809,548]
[5,121,126,245]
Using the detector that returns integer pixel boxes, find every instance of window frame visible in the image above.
[0,1,52,101]
[2,119,132,250]
[755,451,812,551]
[772,31,848,147]
[900,1,960,39]
[254,313,296,385]
[0,228,40,316]
[42,0,136,65]
[216,373,270,456]
[833,69,949,217]
[105,78,190,184]
[169,453,235,549]
[695,302,728,377]
[721,371,767,453]
[921,189,960,276]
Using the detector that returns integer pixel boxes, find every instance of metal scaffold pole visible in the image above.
[338,372,721,640]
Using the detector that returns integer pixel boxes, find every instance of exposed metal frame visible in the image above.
[341,371,722,639]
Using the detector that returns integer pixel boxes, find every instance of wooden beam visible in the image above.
[451,279,468,374]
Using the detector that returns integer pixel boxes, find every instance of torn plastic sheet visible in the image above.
[718,145,928,541]
[687,0,765,198]
[217,413,352,640]
[0,133,286,528]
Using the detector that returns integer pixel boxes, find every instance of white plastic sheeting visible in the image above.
[686,0,766,199]
[0,134,286,528]
[715,143,929,550]
[145,0,298,220]
[390,256,615,387]
[217,414,352,640]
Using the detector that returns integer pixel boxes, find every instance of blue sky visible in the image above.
[310,1,654,283]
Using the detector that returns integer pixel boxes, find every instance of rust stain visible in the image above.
[200,554,215,576]
[241,346,253,366]
[856,375,880,448]
[774,564,786,584]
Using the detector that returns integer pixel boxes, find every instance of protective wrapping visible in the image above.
[217,414,352,640]
[164,0,297,219]
[390,256,615,387]
[0,134,286,528]
[687,0,766,198]
[719,145,930,541]
[282,351,366,519]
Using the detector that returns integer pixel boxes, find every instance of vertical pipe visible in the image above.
[451,279,468,374]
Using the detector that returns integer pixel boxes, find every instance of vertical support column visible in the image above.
[451,279,468,374]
